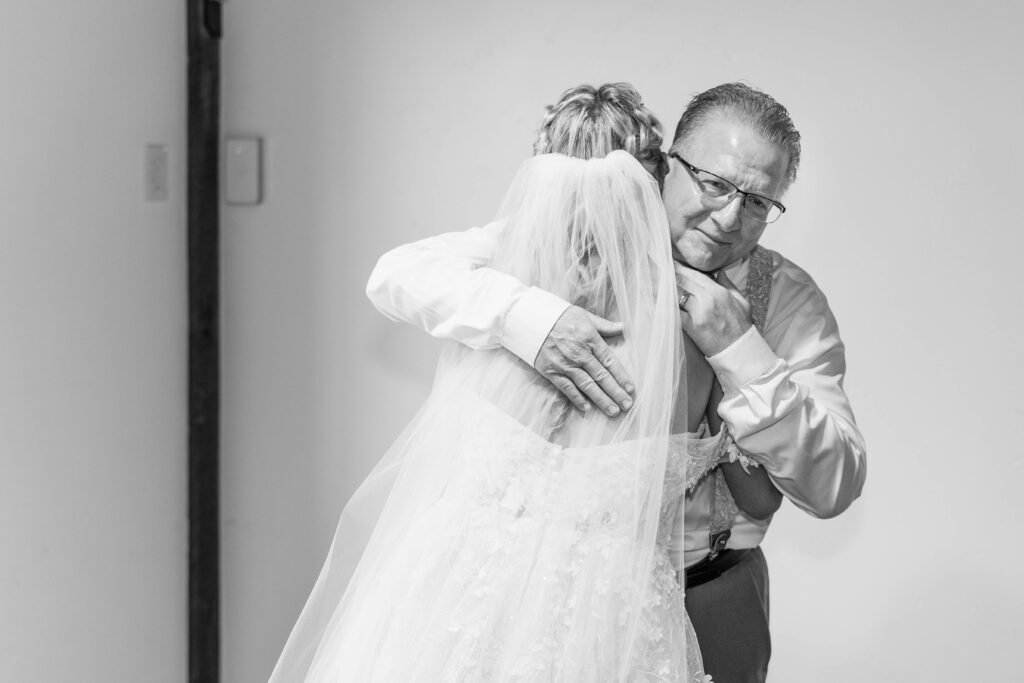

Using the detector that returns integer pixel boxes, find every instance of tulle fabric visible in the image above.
[269,151,707,682]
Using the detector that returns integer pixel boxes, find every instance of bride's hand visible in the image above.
[534,305,635,417]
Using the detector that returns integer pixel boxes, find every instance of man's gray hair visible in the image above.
[670,83,801,188]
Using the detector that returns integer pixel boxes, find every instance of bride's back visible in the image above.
[464,84,686,448]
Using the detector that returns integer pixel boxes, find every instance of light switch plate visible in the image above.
[224,136,262,205]
[145,144,169,202]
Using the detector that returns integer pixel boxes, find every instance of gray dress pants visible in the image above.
[684,546,771,683]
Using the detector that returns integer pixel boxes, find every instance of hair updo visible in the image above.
[533,83,663,172]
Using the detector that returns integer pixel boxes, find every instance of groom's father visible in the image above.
[366,83,866,683]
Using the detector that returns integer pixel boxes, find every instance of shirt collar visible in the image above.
[719,253,751,290]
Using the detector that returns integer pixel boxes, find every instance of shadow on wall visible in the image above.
[770,567,1023,683]
[859,572,1022,681]
[366,316,447,388]
[785,500,864,559]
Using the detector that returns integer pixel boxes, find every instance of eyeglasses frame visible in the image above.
[668,152,787,223]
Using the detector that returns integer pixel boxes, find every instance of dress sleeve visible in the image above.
[365,221,571,366]
[707,272,867,519]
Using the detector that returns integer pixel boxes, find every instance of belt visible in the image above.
[684,548,752,589]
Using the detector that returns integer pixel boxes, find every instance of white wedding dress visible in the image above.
[270,152,713,682]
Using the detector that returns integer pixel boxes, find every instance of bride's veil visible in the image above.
[270,150,692,681]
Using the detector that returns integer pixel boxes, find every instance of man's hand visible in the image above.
[676,266,753,357]
[534,305,635,416]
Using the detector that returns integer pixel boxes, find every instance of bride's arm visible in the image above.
[706,380,783,521]
[719,461,783,521]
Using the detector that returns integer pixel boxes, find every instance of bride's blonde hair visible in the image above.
[533,83,663,172]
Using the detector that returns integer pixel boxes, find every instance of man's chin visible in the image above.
[673,234,729,272]
[673,246,725,273]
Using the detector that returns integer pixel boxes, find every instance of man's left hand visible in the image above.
[675,265,753,357]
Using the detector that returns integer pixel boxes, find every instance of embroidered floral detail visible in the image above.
[746,245,773,335]
[709,469,738,538]
[356,400,719,681]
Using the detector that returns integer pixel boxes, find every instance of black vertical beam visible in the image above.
[187,1,221,681]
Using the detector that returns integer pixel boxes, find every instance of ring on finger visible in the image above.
[678,290,693,309]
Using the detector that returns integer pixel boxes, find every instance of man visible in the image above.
[366,83,866,682]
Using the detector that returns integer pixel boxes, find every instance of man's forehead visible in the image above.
[680,115,789,191]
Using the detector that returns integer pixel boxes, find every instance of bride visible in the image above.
[270,83,767,682]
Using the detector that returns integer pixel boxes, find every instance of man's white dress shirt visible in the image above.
[366,221,866,568]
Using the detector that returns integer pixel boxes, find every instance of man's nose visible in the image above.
[713,194,745,232]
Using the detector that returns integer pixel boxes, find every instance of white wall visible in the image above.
[223,1,1024,681]
[0,3,187,681]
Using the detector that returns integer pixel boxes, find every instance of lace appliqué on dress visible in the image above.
[721,434,760,473]
[355,401,711,682]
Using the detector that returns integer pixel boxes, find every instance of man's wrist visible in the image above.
[502,287,571,365]
[707,325,778,393]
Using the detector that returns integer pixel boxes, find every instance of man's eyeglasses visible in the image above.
[669,153,786,224]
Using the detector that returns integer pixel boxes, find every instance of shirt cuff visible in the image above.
[502,287,571,366]
[706,325,779,393]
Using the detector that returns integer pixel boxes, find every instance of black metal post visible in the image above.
[187,1,221,681]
